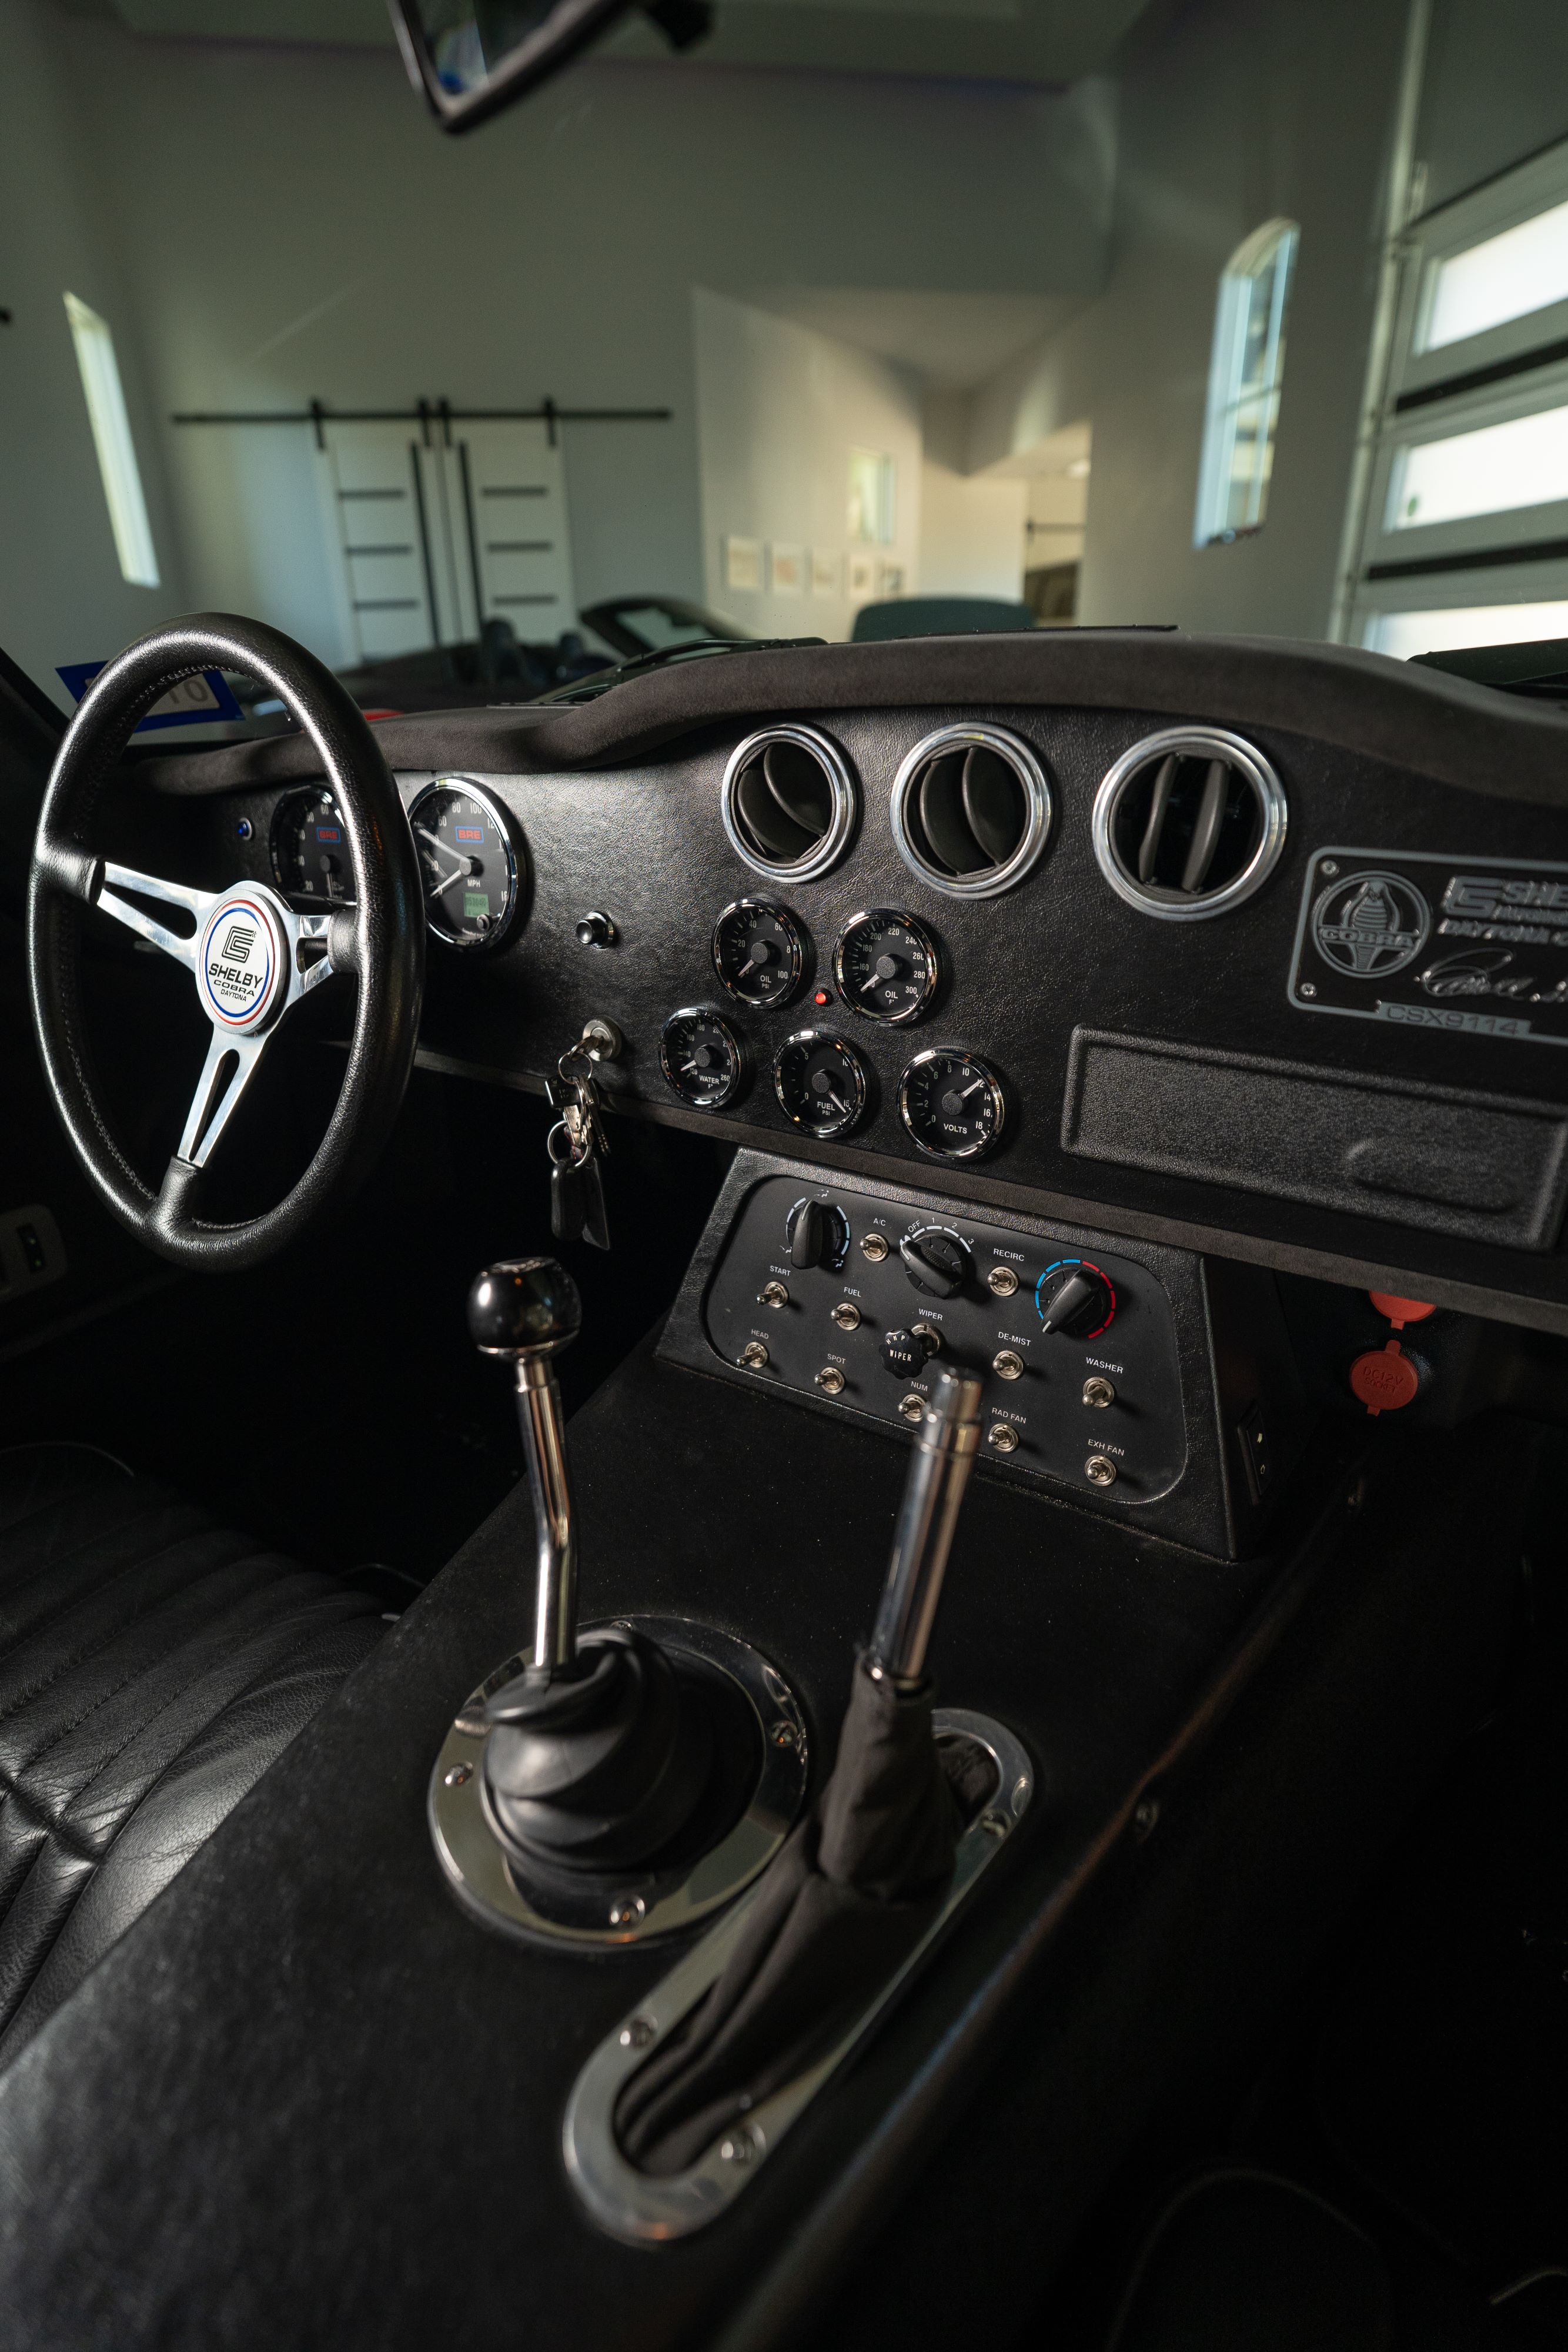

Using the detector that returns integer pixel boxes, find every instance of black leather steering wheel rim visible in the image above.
[28,613,424,1271]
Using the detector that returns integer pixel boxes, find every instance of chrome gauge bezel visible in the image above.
[889,723,1053,901]
[269,784,355,909]
[659,1005,748,1111]
[898,1046,1008,1162]
[710,897,807,1008]
[720,725,858,886]
[831,907,940,1025]
[407,776,524,953]
[771,1028,870,1140]
[1091,726,1288,921]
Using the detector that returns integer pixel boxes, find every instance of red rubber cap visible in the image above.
[1368,1291,1436,1327]
[1349,1340,1421,1415]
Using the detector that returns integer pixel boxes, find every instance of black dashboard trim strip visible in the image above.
[145,632,1568,811]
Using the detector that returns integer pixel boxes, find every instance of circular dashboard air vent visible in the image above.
[1092,727,1286,920]
[721,726,857,883]
[889,724,1052,899]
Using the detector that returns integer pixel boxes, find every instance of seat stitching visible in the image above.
[0,1499,216,1646]
[0,1599,379,2034]
[0,1545,302,1748]
[40,1588,366,1823]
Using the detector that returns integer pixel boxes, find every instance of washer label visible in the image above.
[1290,848,1568,1048]
[199,896,279,1029]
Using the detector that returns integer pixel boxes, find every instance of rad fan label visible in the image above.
[1289,848,1568,1049]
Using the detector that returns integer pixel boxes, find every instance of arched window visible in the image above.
[1193,218,1299,547]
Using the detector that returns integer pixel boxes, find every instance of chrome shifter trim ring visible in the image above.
[428,1615,808,1950]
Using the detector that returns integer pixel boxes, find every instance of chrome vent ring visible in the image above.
[890,724,1052,899]
[721,726,858,884]
[1092,726,1286,921]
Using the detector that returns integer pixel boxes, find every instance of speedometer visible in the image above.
[270,787,353,907]
[407,779,523,951]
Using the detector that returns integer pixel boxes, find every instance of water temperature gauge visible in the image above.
[660,1007,747,1110]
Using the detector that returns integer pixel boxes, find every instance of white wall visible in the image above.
[692,290,923,639]
[0,1,189,707]
[918,461,1028,602]
[32,21,1116,671]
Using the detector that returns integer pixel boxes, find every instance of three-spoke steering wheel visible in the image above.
[28,615,424,1269]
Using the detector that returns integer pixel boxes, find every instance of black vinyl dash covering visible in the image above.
[614,1660,962,2178]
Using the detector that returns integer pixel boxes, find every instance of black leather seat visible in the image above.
[0,1443,385,2062]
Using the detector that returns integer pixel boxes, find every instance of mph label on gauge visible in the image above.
[1288,847,1568,1048]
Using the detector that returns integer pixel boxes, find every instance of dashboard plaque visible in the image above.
[1289,847,1568,1049]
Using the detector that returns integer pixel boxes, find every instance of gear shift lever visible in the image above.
[466,1258,714,1875]
[467,1257,583,1675]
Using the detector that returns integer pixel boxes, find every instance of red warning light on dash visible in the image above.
[454,827,485,843]
[315,826,342,843]
[813,988,834,1007]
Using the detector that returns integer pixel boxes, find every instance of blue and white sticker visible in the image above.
[58,663,243,730]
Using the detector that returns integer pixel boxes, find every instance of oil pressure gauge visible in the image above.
[773,1030,870,1139]
[898,1047,1007,1161]
[833,908,939,1024]
[711,898,805,1007]
[660,1008,747,1110]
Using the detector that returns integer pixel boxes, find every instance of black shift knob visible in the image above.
[467,1257,583,1358]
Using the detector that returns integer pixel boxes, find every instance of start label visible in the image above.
[1289,848,1568,1050]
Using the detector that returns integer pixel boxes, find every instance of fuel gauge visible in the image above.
[773,1030,870,1139]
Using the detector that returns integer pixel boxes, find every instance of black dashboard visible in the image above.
[146,629,1568,1336]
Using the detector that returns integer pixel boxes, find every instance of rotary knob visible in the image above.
[880,1325,940,1379]
[898,1225,972,1299]
[784,1197,850,1270]
[1035,1259,1116,1339]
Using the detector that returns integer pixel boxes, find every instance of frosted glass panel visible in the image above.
[1423,198,1568,352]
[1366,602,1568,660]
[1387,404,1568,530]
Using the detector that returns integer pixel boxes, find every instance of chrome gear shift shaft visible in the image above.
[467,1256,583,1675]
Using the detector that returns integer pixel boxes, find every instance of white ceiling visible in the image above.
[98,0,1155,83]
[745,288,1086,390]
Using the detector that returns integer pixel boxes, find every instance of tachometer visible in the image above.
[407,779,523,951]
[270,786,353,907]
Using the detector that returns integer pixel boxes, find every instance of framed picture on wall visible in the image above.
[768,543,805,594]
[878,560,905,596]
[810,550,841,596]
[724,536,762,592]
[847,552,875,601]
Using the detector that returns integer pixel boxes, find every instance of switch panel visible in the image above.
[696,1171,1187,1509]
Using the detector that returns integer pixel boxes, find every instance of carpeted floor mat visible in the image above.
[1313,1548,1568,2300]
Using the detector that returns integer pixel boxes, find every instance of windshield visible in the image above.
[4,0,1567,743]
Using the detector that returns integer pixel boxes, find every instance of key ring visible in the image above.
[546,1120,579,1168]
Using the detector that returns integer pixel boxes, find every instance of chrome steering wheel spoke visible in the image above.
[94,863,217,968]
[175,1025,272,1169]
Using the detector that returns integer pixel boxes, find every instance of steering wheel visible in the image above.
[28,614,425,1271]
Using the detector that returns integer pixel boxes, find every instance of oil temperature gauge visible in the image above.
[833,908,939,1024]
[773,1030,870,1139]
[660,1008,747,1110]
[898,1048,1007,1161]
[711,898,805,1007]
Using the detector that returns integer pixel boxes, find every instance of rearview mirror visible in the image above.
[390,0,708,133]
